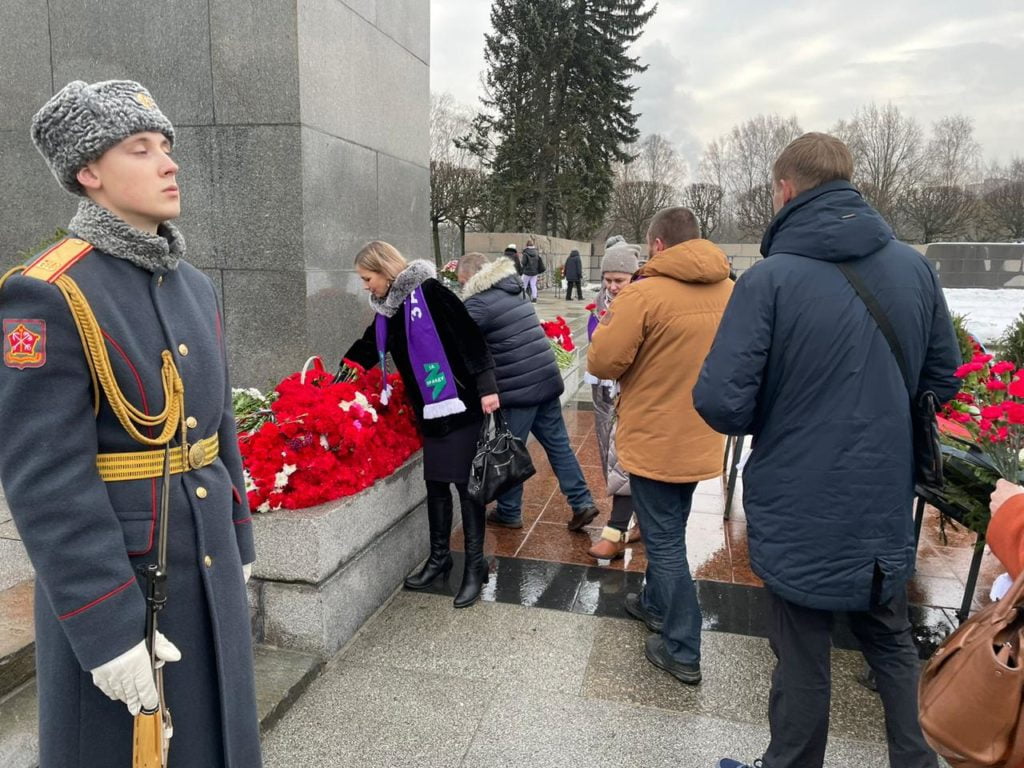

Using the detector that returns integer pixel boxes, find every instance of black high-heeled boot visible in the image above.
[454,495,489,608]
[404,492,454,590]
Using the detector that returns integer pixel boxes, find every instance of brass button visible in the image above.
[204,555,213,568]
[186,416,198,429]
[178,343,189,356]
[195,486,208,499]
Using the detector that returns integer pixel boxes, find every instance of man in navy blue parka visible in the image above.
[697,133,959,768]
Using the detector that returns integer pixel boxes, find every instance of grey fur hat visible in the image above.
[601,242,640,275]
[31,80,175,195]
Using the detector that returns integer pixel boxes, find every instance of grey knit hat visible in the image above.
[601,242,640,275]
[605,234,626,250]
[31,80,175,195]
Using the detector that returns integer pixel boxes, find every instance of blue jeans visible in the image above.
[496,397,594,520]
[630,474,701,665]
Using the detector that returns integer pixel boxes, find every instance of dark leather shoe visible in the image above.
[644,635,701,685]
[485,509,523,529]
[624,592,663,633]
[567,505,599,531]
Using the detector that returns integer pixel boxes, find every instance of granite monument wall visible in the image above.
[0,0,431,389]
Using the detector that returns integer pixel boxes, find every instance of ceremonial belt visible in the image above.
[96,434,219,482]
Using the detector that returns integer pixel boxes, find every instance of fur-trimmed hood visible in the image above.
[369,259,436,317]
[460,257,519,300]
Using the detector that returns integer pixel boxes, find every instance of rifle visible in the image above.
[132,446,173,767]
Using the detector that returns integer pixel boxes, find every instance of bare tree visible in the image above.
[430,93,481,264]
[839,103,925,223]
[635,134,687,192]
[709,114,802,239]
[980,158,1024,241]
[927,114,982,188]
[901,185,977,243]
[681,182,724,238]
[899,115,982,242]
[606,134,685,242]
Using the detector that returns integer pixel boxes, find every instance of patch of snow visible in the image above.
[944,289,1024,343]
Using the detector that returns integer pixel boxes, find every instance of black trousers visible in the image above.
[762,587,937,768]
[565,280,582,300]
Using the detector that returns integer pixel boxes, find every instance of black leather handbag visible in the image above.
[467,411,536,505]
[837,262,945,490]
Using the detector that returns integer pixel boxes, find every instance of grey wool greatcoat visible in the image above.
[0,242,261,767]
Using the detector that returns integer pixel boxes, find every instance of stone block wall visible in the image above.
[924,243,1024,289]
[0,0,431,390]
[463,232,595,288]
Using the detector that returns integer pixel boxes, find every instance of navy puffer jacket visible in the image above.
[694,181,961,611]
[462,257,564,408]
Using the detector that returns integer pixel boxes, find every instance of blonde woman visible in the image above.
[342,242,499,608]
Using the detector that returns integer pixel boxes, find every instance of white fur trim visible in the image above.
[461,257,519,299]
[422,398,467,419]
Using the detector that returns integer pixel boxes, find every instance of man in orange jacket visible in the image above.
[587,207,733,685]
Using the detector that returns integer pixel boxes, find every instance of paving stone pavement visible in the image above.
[261,590,914,768]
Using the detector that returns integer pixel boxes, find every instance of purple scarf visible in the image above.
[375,285,466,419]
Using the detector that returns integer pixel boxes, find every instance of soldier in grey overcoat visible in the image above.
[0,81,261,767]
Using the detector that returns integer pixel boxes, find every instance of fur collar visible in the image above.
[460,257,518,299]
[369,259,436,317]
[68,198,184,273]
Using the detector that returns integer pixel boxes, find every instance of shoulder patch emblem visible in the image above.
[3,319,46,369]
[23,238,93,283]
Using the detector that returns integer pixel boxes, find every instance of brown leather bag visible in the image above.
[919,569,1024,767]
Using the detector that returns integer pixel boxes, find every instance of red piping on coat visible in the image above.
[59,576,136,620]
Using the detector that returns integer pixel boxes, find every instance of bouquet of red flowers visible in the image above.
[944,352,1024,481]
[236,359,421,511]
[936,352,1024,533]
[540,315,575,369]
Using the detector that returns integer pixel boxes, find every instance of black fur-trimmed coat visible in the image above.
[344,261,497,439]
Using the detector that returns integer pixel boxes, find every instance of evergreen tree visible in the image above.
[466,0,655,237]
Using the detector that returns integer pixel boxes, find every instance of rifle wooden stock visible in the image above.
[132,444,174,767]
[132,709,164,768]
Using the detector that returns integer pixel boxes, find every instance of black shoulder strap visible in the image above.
[836,262,912,395]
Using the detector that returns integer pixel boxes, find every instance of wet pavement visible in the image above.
[448,400,1002,651]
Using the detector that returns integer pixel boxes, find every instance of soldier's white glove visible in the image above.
[90,631,181,715]
[243,562,253,583]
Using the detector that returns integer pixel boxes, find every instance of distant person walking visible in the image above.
[520,239,545,302]
[503,243,522,275]
[564,248,584,300]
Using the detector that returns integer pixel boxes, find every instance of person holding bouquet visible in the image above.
[342,241,499,608]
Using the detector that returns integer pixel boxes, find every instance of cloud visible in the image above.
[430,1,1024,165]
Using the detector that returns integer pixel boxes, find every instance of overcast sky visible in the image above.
[430,0,1024,175]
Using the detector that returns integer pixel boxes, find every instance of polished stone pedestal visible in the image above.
[249,452,429,658]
